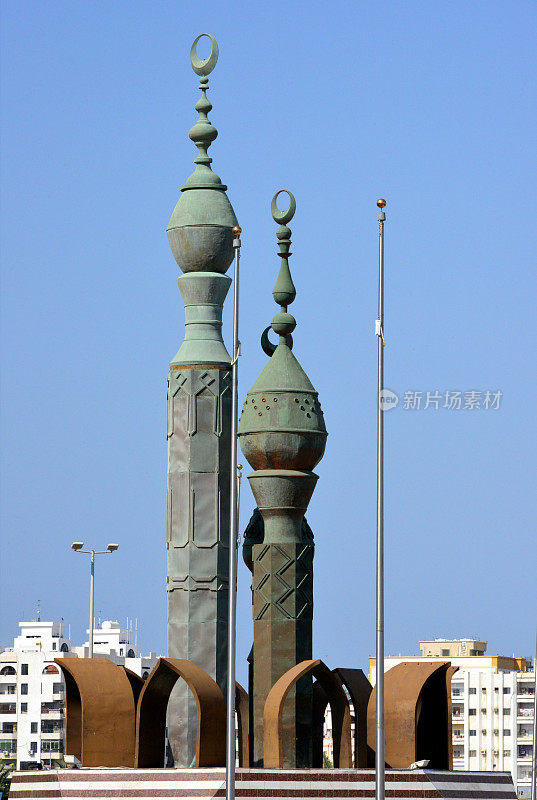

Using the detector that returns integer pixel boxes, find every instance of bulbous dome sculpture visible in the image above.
[238,190,327,473]
[167,33,238,274]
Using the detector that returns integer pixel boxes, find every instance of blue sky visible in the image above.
[1,1,536,682]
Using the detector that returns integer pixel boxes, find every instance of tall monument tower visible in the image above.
[239,191,327,767]
[165,34,238,767]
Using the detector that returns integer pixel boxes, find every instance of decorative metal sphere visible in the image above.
[377,198,387,209]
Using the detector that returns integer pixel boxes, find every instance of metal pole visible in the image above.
[375,198,386,800]
[226,225,242,800]
[531,632,537,800]
[89,551,95,658]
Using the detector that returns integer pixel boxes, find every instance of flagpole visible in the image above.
[375,198,386,800]
[226,225,242,800]
[531,631,537,800]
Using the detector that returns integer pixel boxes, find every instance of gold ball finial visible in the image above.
[233,226,242,236]
[377,198,387,209]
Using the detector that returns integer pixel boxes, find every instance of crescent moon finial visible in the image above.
[271,190,296,225]
[269,189,297,348]
[190,34,219,76]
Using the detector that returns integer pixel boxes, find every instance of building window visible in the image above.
[41,739,64,753]
[30,741,37,754]
[503,729,511,736]
[469,749,477,757]
[60,643,69,652]
[494,687,499,693]
[469,688,476,694]
[503,687,510,694]
[20,684,28,695]
[43,665,59,675]
[481,708,487,714]
[503,708,510,715]
[442,649,449,656]
[470,730,476,736]
[31,722,38,733]
[469,709,476,716]
[21,703,27,712]
[481,687,487,694]
[481,729,487,735]
[21,664,29,675]
[0,666,16,676]
[52,642,56,650]
[503,750,510,757]
[52,683,64,693]
[127,649,135,658]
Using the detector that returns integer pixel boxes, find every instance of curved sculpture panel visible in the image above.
[235,681,250,767]
[334,668,372,768]
[263,659,351,768]
[367,661,457,769]
[135,657,226,768]
[55,658,136,767]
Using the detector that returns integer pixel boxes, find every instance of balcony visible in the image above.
[517,745,533,760]
[0,703,16,715]
[41,702,65,716]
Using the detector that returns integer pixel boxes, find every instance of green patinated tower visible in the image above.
[239,191,327,767]
[166,34,238,767]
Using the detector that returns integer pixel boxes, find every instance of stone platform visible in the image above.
[9,767,517,798]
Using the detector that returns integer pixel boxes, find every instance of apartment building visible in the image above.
[368,638,535,799]
[0,619,158,770]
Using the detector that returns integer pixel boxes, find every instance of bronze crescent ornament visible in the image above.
[261,326,293,357]
[190,34,219,76]
[271,190,296,226]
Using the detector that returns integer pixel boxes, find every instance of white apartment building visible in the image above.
[0,620,158,770]
[369,638,535,800]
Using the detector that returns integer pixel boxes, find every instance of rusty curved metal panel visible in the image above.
[122,667,145,707]
[135,657,225,768]
[55,658,136,767]
[367,661,453,769]
[235,681,249,767]
[335,668,372,768]
[263,659,351,769]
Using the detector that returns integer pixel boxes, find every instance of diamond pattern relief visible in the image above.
[253,542,313,621]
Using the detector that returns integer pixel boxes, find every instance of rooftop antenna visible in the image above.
[135,618,138,652]
[375,198,387,800]
[37,599,41,622]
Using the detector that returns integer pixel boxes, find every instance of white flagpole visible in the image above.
[531,631,537,800]
[375,199,387,800]
[226,225,242,800]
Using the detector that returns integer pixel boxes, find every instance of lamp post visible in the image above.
[71,542,119,658]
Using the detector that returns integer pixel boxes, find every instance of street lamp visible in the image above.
[71,542,119,658]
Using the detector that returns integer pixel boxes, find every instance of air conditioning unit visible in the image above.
[493,729,499,734]
[481,749,487,755]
